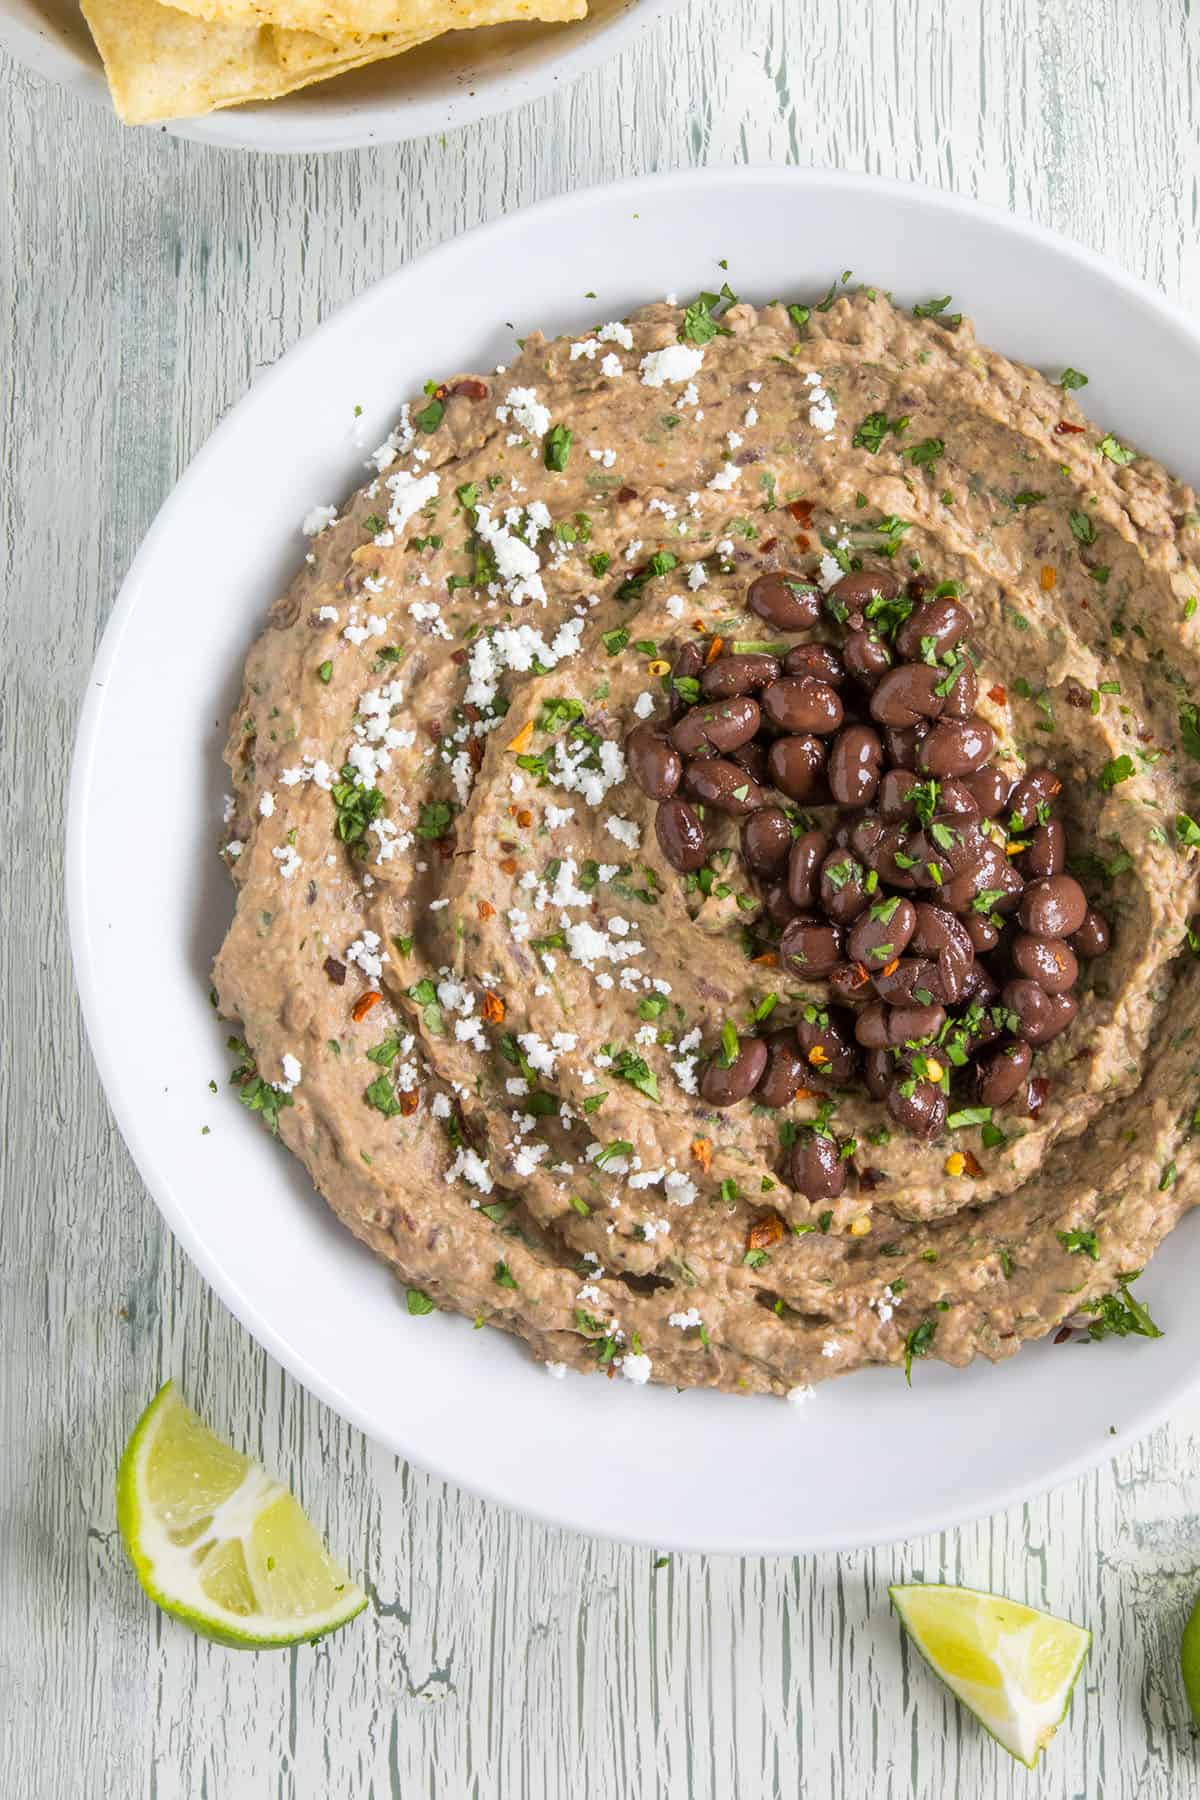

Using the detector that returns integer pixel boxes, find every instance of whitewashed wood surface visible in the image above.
[5,1,1200,1793]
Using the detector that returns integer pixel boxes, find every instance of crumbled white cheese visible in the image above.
[639,344,705,388]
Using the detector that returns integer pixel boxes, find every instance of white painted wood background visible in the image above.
[5,1,1200,1793]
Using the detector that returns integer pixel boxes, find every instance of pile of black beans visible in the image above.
[624,563,1110,1160]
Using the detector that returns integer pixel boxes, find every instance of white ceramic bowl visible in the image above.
[0,0,677,152]
[68,167,1200,1552]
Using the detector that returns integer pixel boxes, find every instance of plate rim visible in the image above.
[67,164,1200,1553]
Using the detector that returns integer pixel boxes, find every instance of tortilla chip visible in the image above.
[80,0,422,121]
[158,0,586,52]
[272,0,582,72]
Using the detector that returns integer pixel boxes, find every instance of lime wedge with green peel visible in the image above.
[117,1381,367,1648]
[889,1583,1090,1768]
[1181,1592,1200,1722]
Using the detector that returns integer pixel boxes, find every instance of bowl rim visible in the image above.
[67,164,1200,1552]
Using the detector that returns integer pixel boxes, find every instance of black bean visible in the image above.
[826,565,901,625]
[783,643,846,685]
[964,911,1001,953]
[869,664,947,728]
[742,807,794,878]
[1001,979,1076,1045]
[779,915,843,977]
[884,723,930,769]
[669,642,705,719]
[1071,909,1110,959]
[854,1003,892,1050]
[684,757,766,816]
[1017,874,1087,938]
[787,829,830,907]
[879,768,921,821]
[869,824,922,890]
[699,1036,770,1106]
[906,814,986,879]
[940,847,1022,915]
[747,571,821,630]
[762,882,800,927]
[894,596,972,662]
[1022,819,1065,878]
[625,722,682,800]
[961,765,1014,817]
[819,851,870,926]
[828,961,875,1005]
[671,695,761,755]
[761,676,844,735]
[767,733,827,801]
[848,813,886,862]
[1011,933,1078,994]
[827,724,885,807]
[848,897,916,967]
[1007,767,1063,831]
[976,1039,1032,1108]
[938,777,981,817]
[788,1129,848,1199]
[872,957,942,1007]
[796,1008,857,1083]
[886,1077,947,1139]
[655,798,707,871]
[885,1003,946,1044]
[864,1047,893,1098]
[731,739,769,786]
[917,716,996,777]
[910,903,974,1004]
[756,1030,810,1108]
[842,628,893,689]
[939,660,979,720]
[701,653,781,699]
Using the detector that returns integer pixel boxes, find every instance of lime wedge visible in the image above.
[116,1381,366,1648]
[1181,1592,1200,1722]
[889,1582,1090,1767]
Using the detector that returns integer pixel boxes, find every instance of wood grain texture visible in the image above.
[5,1,1200,1793]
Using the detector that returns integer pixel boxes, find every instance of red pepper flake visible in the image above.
[425,719,443,741]
[794,532,811,550]
[759,537,779,556]
[881,957,900,978]
[432,381,449,401]
[499,857,518,876]
[987,684,1007,706]
[467,738,484,770]
[482,990,505,1024]
[451,378,489,400]
[515,808,533,829]
[961,1149,984,1178]
[1027,1076,1049,1116]
[616,485,638,504]
[787,499,814,525]
[747,1213,785,1250]
[449,649,468,667]
[705,635,725,665]
[690,1137,713,1173]
[478,900,496,921]
[1054,419,1086,436]
[751,951,778,966]
[399,1089,421,1117]
[352,990,381,1022]
[323,956,347,986]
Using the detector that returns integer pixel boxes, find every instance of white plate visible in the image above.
[68,168,1200,1553]
[0,0,677,152]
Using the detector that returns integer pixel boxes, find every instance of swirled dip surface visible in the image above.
[215,289,1200,1394]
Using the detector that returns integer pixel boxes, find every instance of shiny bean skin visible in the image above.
[869,663,947,729]
[871,957,942,1007]
[964,911,1001,953]
[783,643,846,686]
[625,722,682,800]
[938,778,982,817]
[741,807,794,879]
[910,903,974,1003]
[761,676,844,735]
[654,798,707,871]
[787,830,830,907]
[939,660,979,720]
[1022,819,1066,878]
[779,915,844,977]
[1002,979,1077,1045]
[883,723,930,769]
[886,1077,948,1139]
[684,757,766,816]
[700,653,781,700]
[864,1046,894,1098]
[976,1039,1032,1107]
[762,882,800,927]
[879,768,921,820]
[671,695,761,756]
[731,739,769,786]
[826,565,901,620]
[842,629,892,688]
[818,851,871,925]
[1017,875,1088,938]
[747,571,821,630]
[796,1009,857,1083]
[755,1031,810,1108]
[699,1036,770,1106]
[961,765,1013,817]
[788,1128,848,1200]
[669,642,705,719]
[1071,909,1110,959]
[894,596,972,662]
[847,897,917,967]
[1007,767,1063,830]
[828,960,875,1005]
[917,715,996,777]
[767,733,827,801]
[1011,933,1078,995]
[827,724,885,807]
